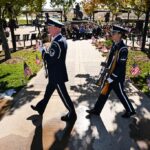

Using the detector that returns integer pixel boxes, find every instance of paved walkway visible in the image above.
[0,40,150,150]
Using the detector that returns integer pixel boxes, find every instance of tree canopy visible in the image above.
[0,0,46,19]
[83,0,150,16]
[83,0,99,16]
[50,0,75,15]
[83,0,150,51]
[0,0,46,60]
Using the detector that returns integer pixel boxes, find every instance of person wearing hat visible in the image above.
[87,25,136,118]
[31,18,77,122]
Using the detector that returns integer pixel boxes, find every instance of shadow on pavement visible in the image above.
[70,74,150,150]
[27,114,43,150]
[49,120,76,150]
[67,115,113,150]
[0,86,41,121]
[26,73,150,150]
[70,74,100,108]
[28,115,76,150]
[129,118,150,150]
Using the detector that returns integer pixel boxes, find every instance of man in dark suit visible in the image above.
[31,18,77,122]
[87,25,136,118]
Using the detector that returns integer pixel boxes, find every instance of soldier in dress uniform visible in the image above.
[31,18,77,122]
[87,25,136,118]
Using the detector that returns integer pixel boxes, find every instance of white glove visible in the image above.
[107,78,113,83]
[39,46,44,53]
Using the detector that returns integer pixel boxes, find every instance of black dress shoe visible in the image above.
[121,111,136,118]
[31,105,43,116]
[61,112,77,122]
[86,109,100,116]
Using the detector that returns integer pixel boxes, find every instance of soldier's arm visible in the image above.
[105,51,113,68]
[44,41,62,64]
[105,44,115,68]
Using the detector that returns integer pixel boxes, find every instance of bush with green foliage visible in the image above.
[126,50,150,96]
[104,40,113,48]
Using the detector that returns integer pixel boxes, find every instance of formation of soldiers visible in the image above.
[31,17,136,122]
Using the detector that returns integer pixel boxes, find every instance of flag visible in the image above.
[34,40,42,50]
[91,36,96,44]
[24,62,32,77]
[36,54,41,65]
[34,41,39,50]
[146,76,150,90]
[130,64,140,76]
[35,40,44,52]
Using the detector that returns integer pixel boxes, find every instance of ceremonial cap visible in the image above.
[46,18,64,28]
[112,25,129,34]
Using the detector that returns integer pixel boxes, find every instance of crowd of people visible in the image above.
[40,23,114,44]
[61,23,131,41]
[61,23,103,40]
[60,21,150,42]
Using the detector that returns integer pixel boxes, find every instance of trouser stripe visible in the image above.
[57,84,71,111]
[119,83,132,112]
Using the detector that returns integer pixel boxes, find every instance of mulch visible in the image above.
[0,98,12,120]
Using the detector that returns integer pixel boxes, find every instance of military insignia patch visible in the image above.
[49,49,55,57]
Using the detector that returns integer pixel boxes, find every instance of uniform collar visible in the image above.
[53,33,62,41]
[114,40,123,46]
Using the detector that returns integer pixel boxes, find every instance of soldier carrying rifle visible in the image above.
[31,18,77,122]
[87,25,136,118]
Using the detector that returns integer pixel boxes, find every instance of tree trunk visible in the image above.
[115,14,118,21]
[112,14,114,22]
[63,12,67,22]
[9,19,16,52]
[26,13,28,25]
[38,26,41,38]
[16,17,18,25]
[89,15,92,21]
[141,10,150,51]
[93,12,95,21]
[127,11,130,26]
[61,11,63,22]
[0,19,11,60]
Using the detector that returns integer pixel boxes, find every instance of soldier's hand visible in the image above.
[107,78,113,83]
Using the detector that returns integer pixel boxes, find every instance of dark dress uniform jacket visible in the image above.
[43,34,68,84]
[106,40,128,82]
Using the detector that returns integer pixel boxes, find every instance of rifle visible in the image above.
[42,47,48,78]
[38,40,48,78]
[38,22,50,79]
[96,54,109,87]
[96,50,119,95]
[42,13,52,78]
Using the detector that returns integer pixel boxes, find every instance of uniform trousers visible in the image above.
[35,82,75,114]
[94,81,135,113]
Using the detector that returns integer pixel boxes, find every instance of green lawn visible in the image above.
[0,49,42,93]
[126,50,150,96]
[18,20,32,25]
